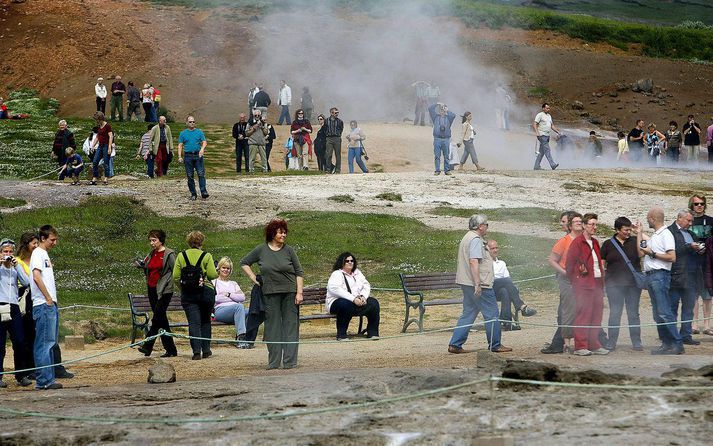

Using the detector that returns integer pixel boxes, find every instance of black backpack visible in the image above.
[180,251,207,291]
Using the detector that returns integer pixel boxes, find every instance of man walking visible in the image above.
[150,116,173,177]
[637,207,683,355]
[324,107,344,174]
[448,215,512,354]
[428,102,456,176]
[532,103,560,170]
[252,85,271,120]
[177,116,209,200]
[126,81,142,122]
[277,80,292,125]
[232,113,250,173]
[31,225,62,390]
[110,75,126,121]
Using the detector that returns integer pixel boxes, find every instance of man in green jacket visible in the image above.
[150,116,174,177]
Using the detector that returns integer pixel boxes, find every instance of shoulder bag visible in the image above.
[610,237,648,289]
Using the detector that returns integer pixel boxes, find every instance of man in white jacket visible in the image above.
[277,80,292,125]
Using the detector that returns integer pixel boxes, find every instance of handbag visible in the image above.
[610,236,648,289]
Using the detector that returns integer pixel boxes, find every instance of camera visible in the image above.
[439,125,446,132]
[2,256,13,262]
[639,240,647,249]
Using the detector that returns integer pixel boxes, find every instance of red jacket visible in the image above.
[565,234,605,289]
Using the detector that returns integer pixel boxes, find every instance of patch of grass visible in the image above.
[0,197,26,208]
[431,206,561,225]
[328,194,355,203]
[528,86,551,98]
[375,192,402,202]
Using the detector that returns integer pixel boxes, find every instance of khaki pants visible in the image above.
[249,144,268,172]
[684,145,700,164]
[110,95,124,121]
[325,136,342,173]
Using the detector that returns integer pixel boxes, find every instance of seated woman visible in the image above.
[212,257,251,349]
[326,252,380,340]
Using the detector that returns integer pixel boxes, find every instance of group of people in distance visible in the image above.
[132,219,380,370]
[94,76,161,123]
[539,195,713,357]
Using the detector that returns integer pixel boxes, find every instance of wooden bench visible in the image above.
[128,287,363,343]
[399,272,519,333]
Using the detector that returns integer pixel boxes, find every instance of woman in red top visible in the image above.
[290,109,312,170]
[134,229,177,357]
[566,213,609,356]
[89,111,113,185]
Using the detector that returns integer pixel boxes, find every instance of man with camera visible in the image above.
[428,102,456,176]
[682,114,702,164]
[247,109,269,173]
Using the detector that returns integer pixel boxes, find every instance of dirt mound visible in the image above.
[501,360,636,388]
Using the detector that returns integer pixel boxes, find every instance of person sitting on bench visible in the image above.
[326,252,380,340]
[488,240,537,330]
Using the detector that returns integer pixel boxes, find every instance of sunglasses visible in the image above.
[345,259,354,263]
[693,202,705,206]
[187,121,195,123]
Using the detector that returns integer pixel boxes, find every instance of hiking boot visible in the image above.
[540,346,564,354]
[17,377,33,387]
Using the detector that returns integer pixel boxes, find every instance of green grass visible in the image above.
[0,197,26,208]
[431,206,561,225]
[375,192,402,202]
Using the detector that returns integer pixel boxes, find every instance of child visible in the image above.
[136,124,154,178]
[616,131,629,162]
[63,148,84,185]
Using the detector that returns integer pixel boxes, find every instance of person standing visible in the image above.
[458,111,482,171]
[232,113,250,173]
[248,82,259,114]
[314,114,327,172]
[136,124,155,178]
[682,114,702,164]
[109,75,126,122]
[566,213,609,356]
[428,102,456,176]
[448,215,511,354]
[290,109,313,171]
[637,207,683,355]
[706,117,713,164]
[150,116,173,177]
[324,107,344,174]
[277,80,292,125]
[89,112,113,186]
[664,121,682,164]
[177,116,209,200]
[135,229,178,357]
[667,210,702,346]
[95,77,107,114]
[627,119,646,163]
[495,84,512,130]
[264,121,276,173]
[532,103,560,171]
[0,238,33,388]
[247,110,269,173]
[30,225,62,390]
[412,81,429,126]
[599,217,643,351]
[152,86,161,123]
[241,219,304,369]
[689,195,713,336]
[52,120,77,181]
[301,87,314,121]
[252,85,271,120]
[346,120,367,174]
[141,84,155,123]
[126,81,142,122]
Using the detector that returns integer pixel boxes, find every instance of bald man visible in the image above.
[636,207,683,355]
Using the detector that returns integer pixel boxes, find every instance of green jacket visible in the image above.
[150,124,174,155]
[172,248,218,290]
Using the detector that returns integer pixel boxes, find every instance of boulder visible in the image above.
[571,100,584,110]
[631,78,653,93]
[148,361,176,384]
[615,82,629,91]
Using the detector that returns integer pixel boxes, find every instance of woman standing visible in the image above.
[212,257,251,348]
[326,252,380,340]
[172,231,218,360]
[135,229,178,357]
[645,123,666,164]
[665,121,682,164]
[142,84,154,123]
[290,109,312,170]
[458,112,482,171]
[346,120,368,174]
[89,112,113,186]
[566,213,609,356]
[241,219,304,369]
[314,114,327,172]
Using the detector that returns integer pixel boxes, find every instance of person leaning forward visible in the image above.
[448,214,511,354]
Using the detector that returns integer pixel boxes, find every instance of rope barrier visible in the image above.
[2,374,712,425]
[26,166,63,182]
[58,304,132,313]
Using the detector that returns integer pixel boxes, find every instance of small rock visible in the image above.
[571,100,584,110]
[148,361,176,384]
[615,82,629,91]
[609,91,618,97]
[686,102,695,108]
[588,116,603,125]
[579,111,590,117]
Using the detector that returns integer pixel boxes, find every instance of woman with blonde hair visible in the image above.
[212,257,251,348]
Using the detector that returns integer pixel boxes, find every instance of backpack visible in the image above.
[180,251,207,291]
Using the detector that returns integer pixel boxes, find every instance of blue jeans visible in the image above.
[278,105,291,125]
[449,286,501,350]
[605,284,642,348]
[184,153,208,197]
[92,143,110,178]
[145,154,155,178]
[214,303,247,336]
[646,270,682,348]
[348,147,368,173]
[493,277,524,322]
[433,137,450,172]
[670,284,696,341]
[32,303,59,389]
[153,102,160,122]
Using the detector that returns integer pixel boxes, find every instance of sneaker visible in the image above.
[520,305,537,317]
[17,377,33,387]
[55,370,74,379]
[444,171,452,176]
[573,349,592,356]
[551,163,559,170]
[160,352,177,357]
[39,383,63,390]
[237,342,253,349]
[336,336,349,341]
[540,346,564,354]
[591,348,610,355]
[201,194,210,199]
[682,338,701,345]
[189,195,197,201]
[434,171,440,176]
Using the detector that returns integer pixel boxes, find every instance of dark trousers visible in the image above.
[22,302,67,376]
[329,297,380,338]
[145,153,155,178]
[236,141,250,172]
[265,143,273,172]
[155,141,169,176]
[96,96,106,113]
[181,289,215,355]
[493,277,524,322]
[143,103,153,122]
[325,137,342,173]
[670,284,696,341]
[142,288,177,354]
[606,284,642,348]
[0,303,32,381]
[263,292,299,369]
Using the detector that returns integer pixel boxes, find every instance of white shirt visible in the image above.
[95,83,107,99]
[493,259,510,279]
[30,247,56,306]
[643,227,675,272]
[326,268,370,312]
[278,85,292,106]
[534,111,553,136]
[586,239,602,278]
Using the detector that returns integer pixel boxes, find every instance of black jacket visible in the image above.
[232,121,249,147]
[245,275,266,342]
[253,91,271,108]
[668,222,695,289]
